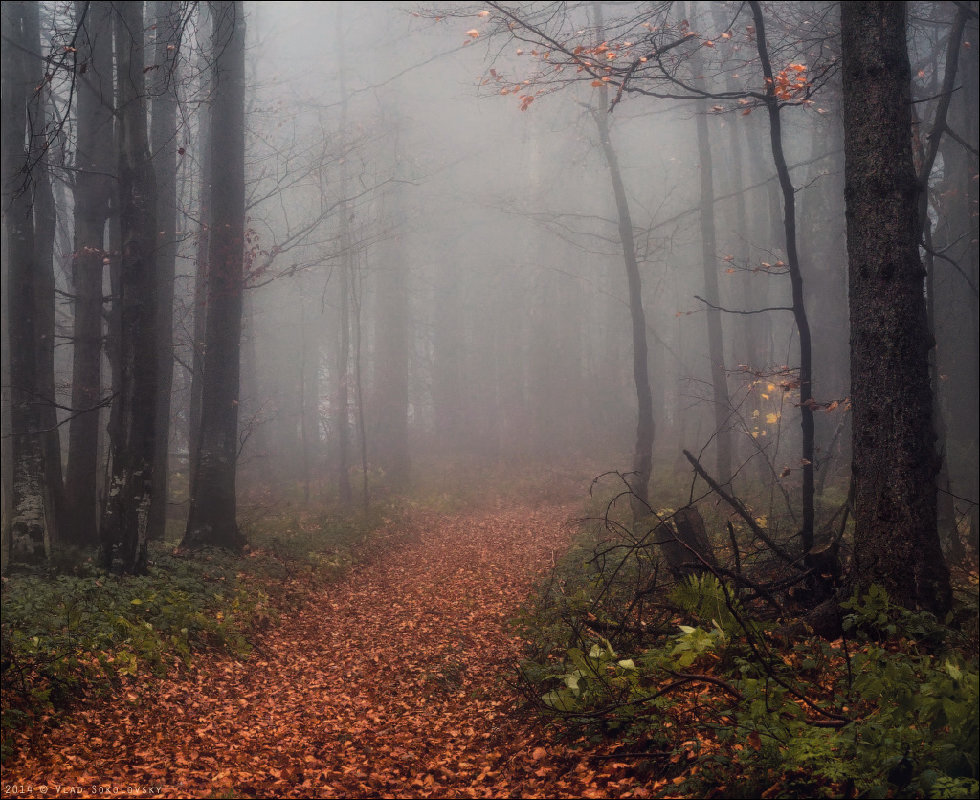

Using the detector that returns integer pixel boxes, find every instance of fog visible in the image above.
[3,0,977,562]
[3,3,978,792]
[226,2,842,499]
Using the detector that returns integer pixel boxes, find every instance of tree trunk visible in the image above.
[687,15,732,485]
[31,7,64,548]
[431,244,463,453]
[148,0,182,542]
[335,235,354,507]
[1,1,49,562]
[592,4,653,514]
[101,0,160,574]
[182,0,246,551]
[373,189,411,488]
[840,1,952,614]
[932,5,979,555]
[333,3,354,506]
[66,1,114,548]
[594,110,653,513]
[748,1,816,557]
[188,70,211,490]
[657,506,718,580]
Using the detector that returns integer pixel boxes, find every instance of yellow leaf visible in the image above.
[766,413,779,425]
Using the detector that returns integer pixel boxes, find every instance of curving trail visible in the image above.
[4,504,654,798]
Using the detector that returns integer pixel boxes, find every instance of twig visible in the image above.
[683,450,802,570]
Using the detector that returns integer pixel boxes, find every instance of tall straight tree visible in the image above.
[148,0,182,541]
[687,2,732,484]
[31,5,64,546]
[67,0,114,547]
[333,1,354,507]
[592,3,654,513]
[840,1,952,613]
[187,3,213,489]
[101,0,160,573]
[2,1,50,561]
[182,0,247,550]
[372,169,411,488]
[748,0,817,558]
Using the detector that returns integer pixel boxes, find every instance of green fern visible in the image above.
[670,572,742,634]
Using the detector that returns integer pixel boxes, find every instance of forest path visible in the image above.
[5,503,648,798]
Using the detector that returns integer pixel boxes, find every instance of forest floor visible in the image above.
[2,502,664,799]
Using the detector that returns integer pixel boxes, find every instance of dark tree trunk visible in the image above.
[2,1,49,562]
[749,1,816,557]
[688,20,732,485]
[932,5,979,555]
[657,506,718,581]
[66,1,114,548]
[594,109,653,513]
[916,7,969,555]
[101,0,160,574]
[592,4,653,514]
[840,1,952,614]
[335,237,354,507]
[182,0,246,551]
[31,7,64,547]
[373,191,411,488]
[148,0,182,541]
[188,84,211,488]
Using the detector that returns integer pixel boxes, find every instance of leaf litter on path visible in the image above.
[3,504,661,798]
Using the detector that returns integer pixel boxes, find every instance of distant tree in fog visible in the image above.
[182,0,247,551]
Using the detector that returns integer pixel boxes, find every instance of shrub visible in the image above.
[518,576,979,798]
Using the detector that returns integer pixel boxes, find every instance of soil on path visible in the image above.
[3,503,652,798]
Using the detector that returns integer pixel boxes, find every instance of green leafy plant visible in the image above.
[2,503,392,761]
[518,573,979,799]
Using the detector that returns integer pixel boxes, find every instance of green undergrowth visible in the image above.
[1,501,393,761]
[515,508,980,798]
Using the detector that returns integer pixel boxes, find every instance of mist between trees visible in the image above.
[1,1,977,609]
